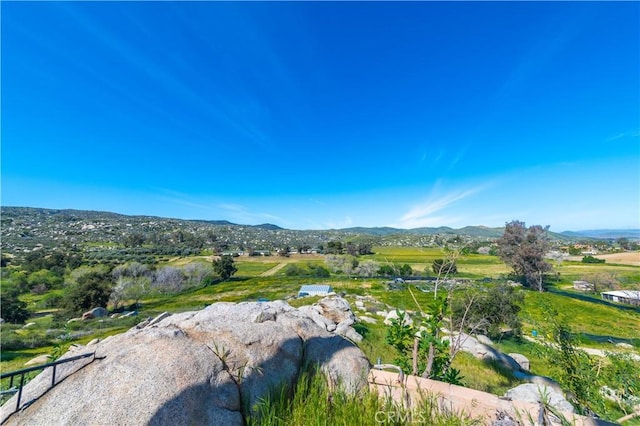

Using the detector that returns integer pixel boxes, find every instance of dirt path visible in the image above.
[260,263,289,277]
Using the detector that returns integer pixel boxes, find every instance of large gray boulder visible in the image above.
[1,301,370,425]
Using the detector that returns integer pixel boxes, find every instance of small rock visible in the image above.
[508,353,530,371]
[383,310,413,326]
[89,307,108,318]
[358,316,377,324]
[24,355,51,366]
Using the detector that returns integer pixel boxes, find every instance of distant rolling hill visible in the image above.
[560,229,640,240]
[341,225,504,238]
[340,225,581,241]
[4,206,632,253]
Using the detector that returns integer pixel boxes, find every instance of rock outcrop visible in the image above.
[298,295,363,342]
[1,300,370,425]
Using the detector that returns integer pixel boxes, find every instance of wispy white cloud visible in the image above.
[606,130,640,141]
[154,188,217,212]
[392,183,489,229]
[217,203,284,224]
[309,198,327,206]
[448,145,468,170]
[324,216,353,229]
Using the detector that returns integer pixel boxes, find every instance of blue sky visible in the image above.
[2,2,639,231]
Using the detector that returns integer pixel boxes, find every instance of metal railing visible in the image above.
[0,352,96,414]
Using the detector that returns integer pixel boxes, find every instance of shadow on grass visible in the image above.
[481,358,522,386]
[352,323,369,338]
[1,350,42,363]
[579,333,640,347]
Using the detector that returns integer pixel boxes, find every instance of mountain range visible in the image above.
[1,206,638,258]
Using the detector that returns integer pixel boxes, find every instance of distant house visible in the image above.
[251,249,271,256]
[601,290,640,306]
[297,284,333,298]
[573,281,593,291]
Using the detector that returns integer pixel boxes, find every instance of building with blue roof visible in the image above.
[297,284,334,298]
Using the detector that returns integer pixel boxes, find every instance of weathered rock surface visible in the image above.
[298,296,363,342]
[1,300,370,425]
[504,383,575,414]
[476,334,494,345]
[315,296,356,324]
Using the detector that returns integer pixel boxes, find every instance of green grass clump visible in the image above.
[249,366,482,426]
[450,352,525,395]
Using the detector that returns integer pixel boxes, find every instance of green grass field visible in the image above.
[2,247,638,419]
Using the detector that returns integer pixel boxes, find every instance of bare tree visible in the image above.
[356,259,379,277]
[324,254,358,277]
[432,246,461,299]
[183,262,212,288]
[152,266,186,293]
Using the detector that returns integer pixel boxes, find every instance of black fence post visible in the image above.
[16,374,25,412]
[51,364,57,388]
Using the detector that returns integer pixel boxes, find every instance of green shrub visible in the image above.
[581,255,605,264]
[41,293,64,309]
[0,285,30,324]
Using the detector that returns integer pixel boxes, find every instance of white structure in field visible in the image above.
[600,290,640,306]
[573,281,593,291]
[297,285,334,298]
